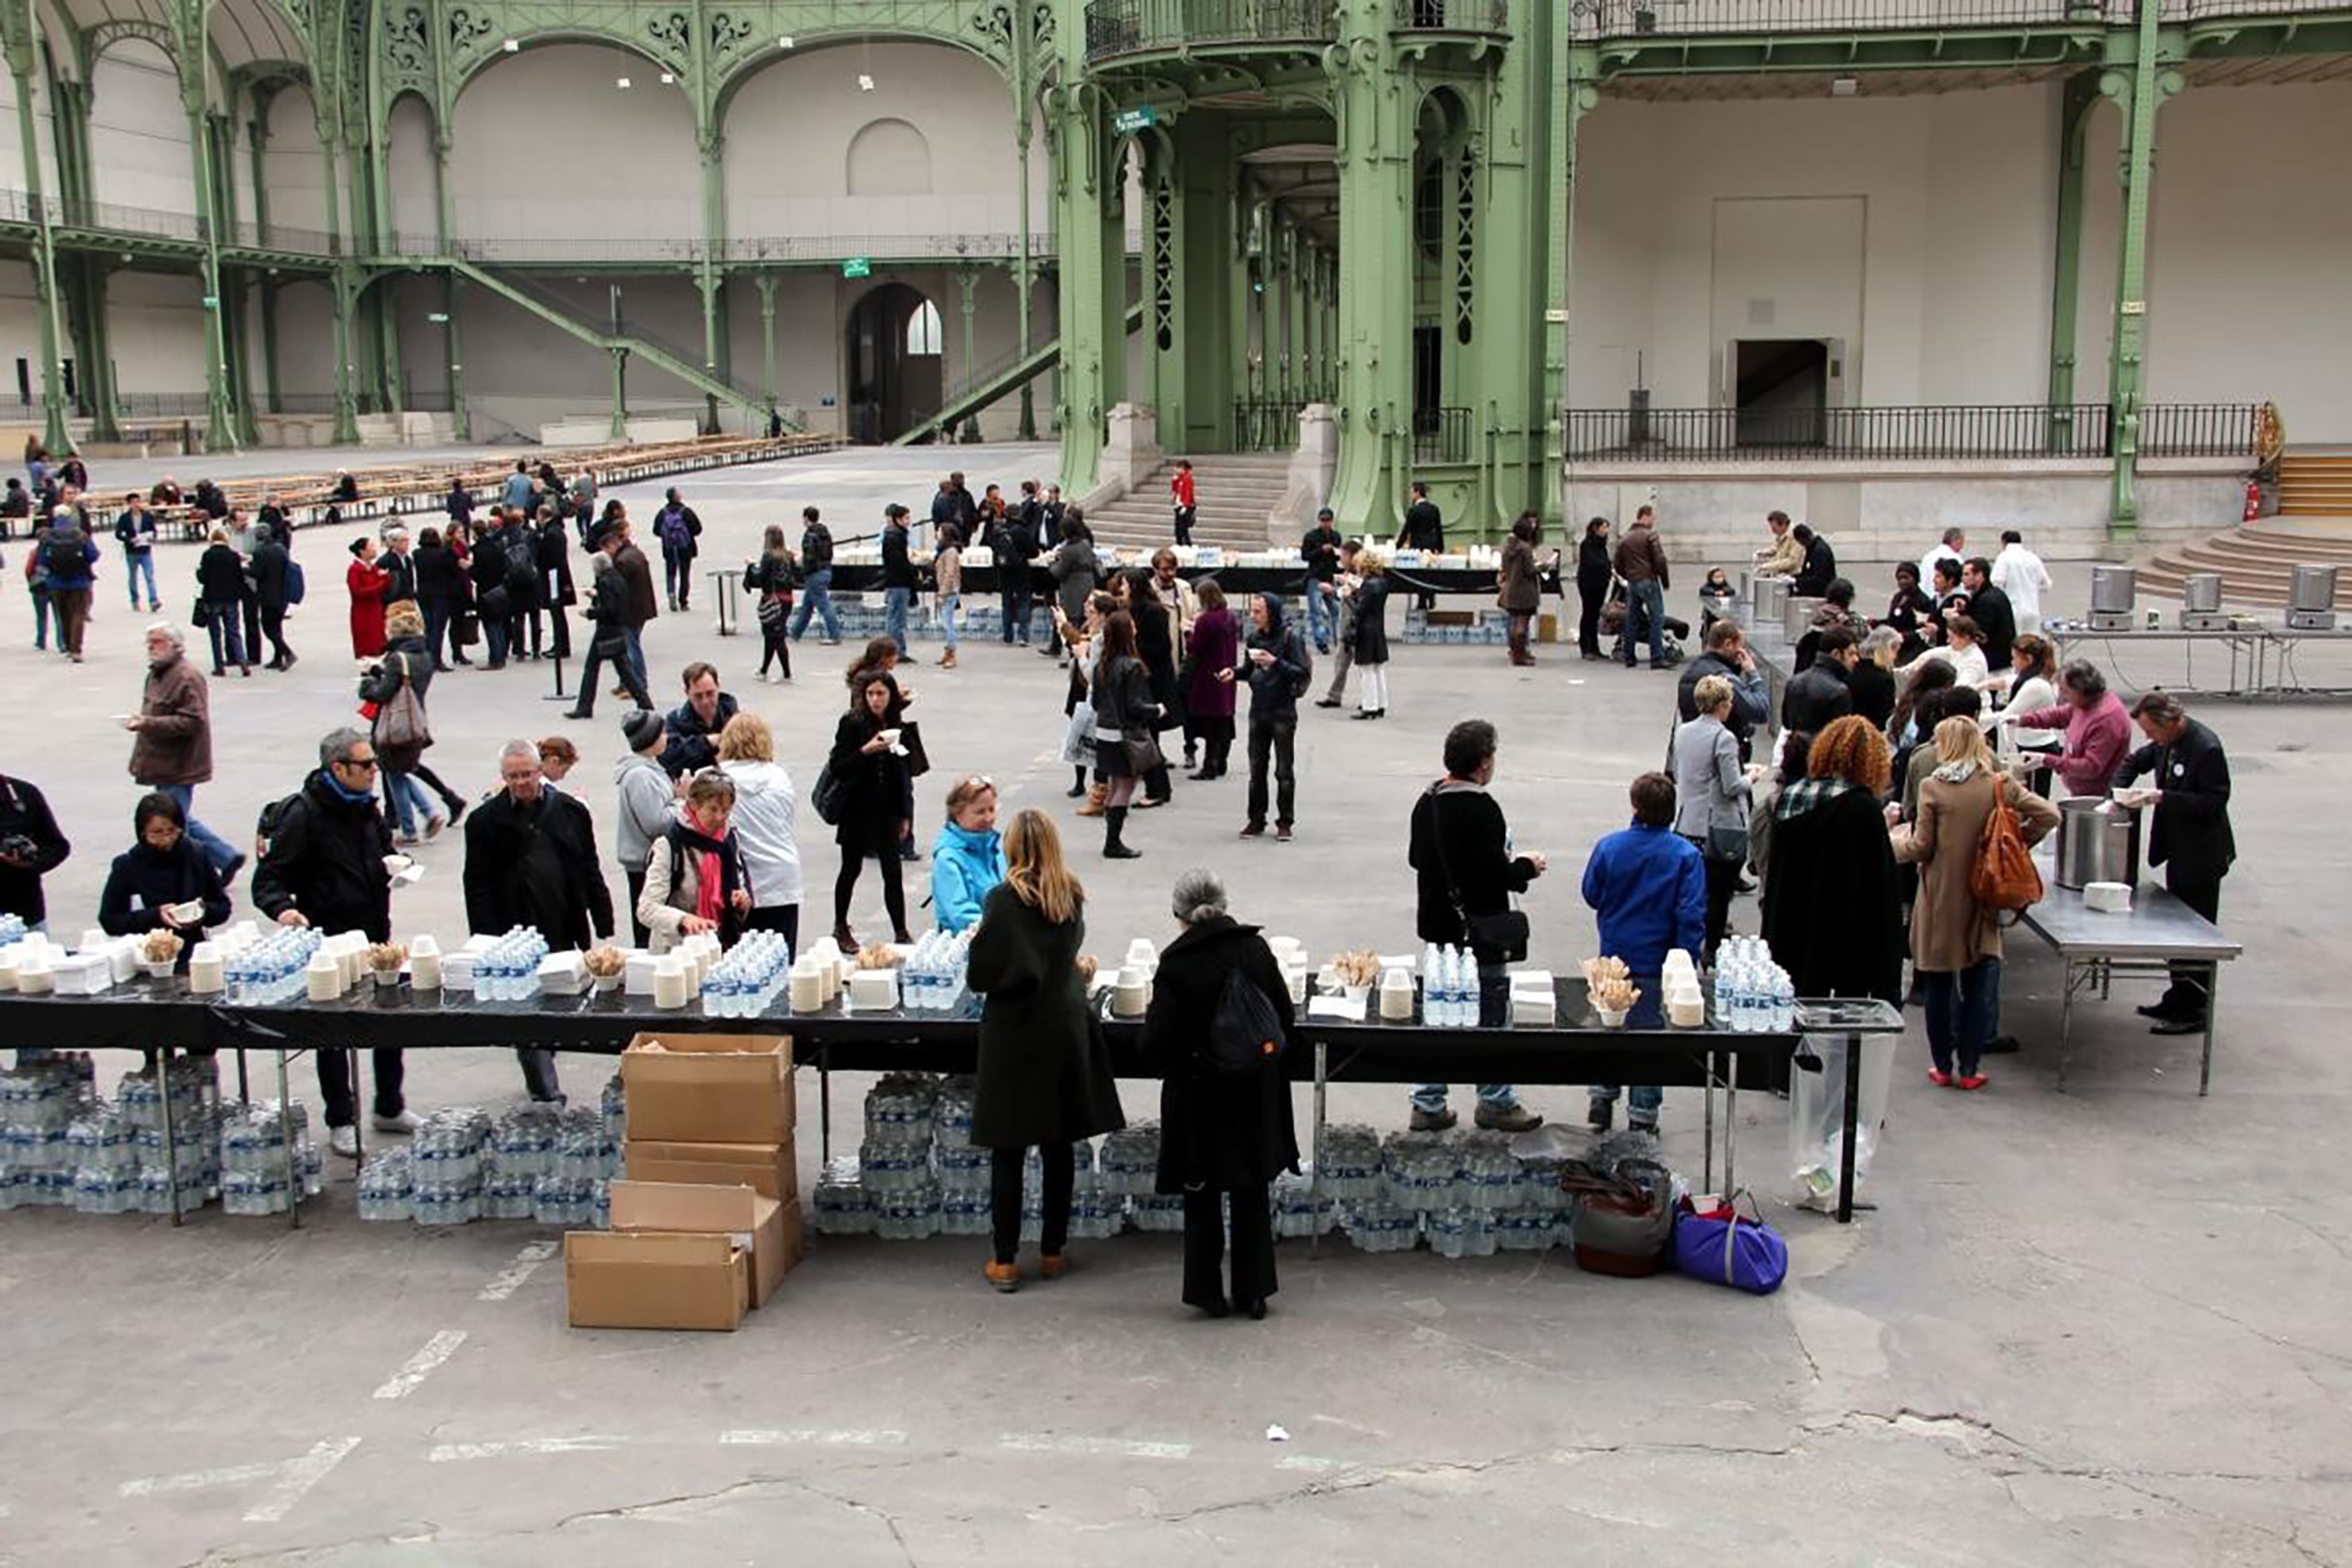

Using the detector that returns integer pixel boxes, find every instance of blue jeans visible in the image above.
[1411,962,1520,1114]
[28,587,48,648]
[124,549,157,607]
[884,586,912,656]
[791,568,840,641]
[383,771,434,838]
[203,600,247,671]
[1306,581,1338,652]
[1588,1084,1664,1125]
[1624,579,1666,666]
[939,592,960,652]
[1923,959,2002,1077]
[624,625,647,690]
[157,783,238,876]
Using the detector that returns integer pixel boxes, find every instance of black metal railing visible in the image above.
[1574,0,2122,39]
[1085,0,1339,61]
[227,219,339,256]
[1234,400,1304,453]
[1564,402,2258,461]
[1392,0,1511,31]
[2163,0,2329,17]
[1411,405,1472,466]
[58,197,205,244]
[2135,402,2258,458]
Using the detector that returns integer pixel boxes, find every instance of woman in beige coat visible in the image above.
[1891,716,2058,1089]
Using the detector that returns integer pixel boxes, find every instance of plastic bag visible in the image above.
[1789,1031,1896,1213]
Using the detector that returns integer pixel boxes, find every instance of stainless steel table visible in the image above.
[2046,625,2269,699]
[2018,866,2242,1093]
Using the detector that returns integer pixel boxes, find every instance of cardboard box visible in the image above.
[610,1180,798,1307]
[621,1031,795,1144]
[625,1138,798,1202]
[564,1231,751,1332]
[1536,612,1559,644]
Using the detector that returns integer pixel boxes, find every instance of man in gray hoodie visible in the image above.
[612,709,678,948]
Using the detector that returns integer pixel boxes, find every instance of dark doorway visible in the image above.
[1733,338,1828,448]
[1411,322,1441,426]
[846,283,943,444]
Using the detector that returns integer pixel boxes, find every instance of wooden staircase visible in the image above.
[2135,518,2352,609]
[2277,451,2352,518]
[1082,455,1292,552]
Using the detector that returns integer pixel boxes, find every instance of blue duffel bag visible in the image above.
[1672,1196,1789,1295]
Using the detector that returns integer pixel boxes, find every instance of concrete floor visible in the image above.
[2,443,2348,1566]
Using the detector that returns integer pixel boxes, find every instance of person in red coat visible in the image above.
[347,536,392,659]
[1183,579,1240,780]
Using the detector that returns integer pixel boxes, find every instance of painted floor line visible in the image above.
[998,1433,1193,1461]
[477,1240,560,1302]
[244,1437,361,1524]
[372,1329,469,1400]
[428,1437,626,1463]
[120,1461,285,1499]
[720,1429,909,1448]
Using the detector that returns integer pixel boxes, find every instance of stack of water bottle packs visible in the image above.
[358,1077,623,1227]
[0,1054,95,1210]
[1400,605,1516,647]
[821,1075,1121,1243]
[1326,1126,1577,1257]
[821,595,1052,646]
[217,1099,325,1216]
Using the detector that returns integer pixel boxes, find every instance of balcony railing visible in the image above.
[58,198,204,243]
[1564,402,2256,461]
[1393,0,1511,31]
[1411,406,1473,466]
[1573,0,2122,39]
[1085,0,1340,62]
[1234,400,1305,453]
[227,220,339,256]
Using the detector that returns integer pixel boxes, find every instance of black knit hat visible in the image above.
[622,710,664,752]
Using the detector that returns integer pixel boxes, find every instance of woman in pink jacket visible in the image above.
[2010,659,2132,796]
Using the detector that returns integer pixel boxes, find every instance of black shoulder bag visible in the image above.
[1425,786,1530,962]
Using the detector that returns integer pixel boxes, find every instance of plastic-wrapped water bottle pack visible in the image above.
[1424,1207,1499,1261]
[933,1077,976,1144]
[862,1072,940,1147]
[1067,1170,1124,1242]
[859,1139,936,1195]
[1129,1193,1186,1233]
[813,1156,875,1235]
[1459,1131,1522,1212]
[1272,1167,1340,1239]
[1096,1123,1161,1196]
[1381,1129,1466,1210]
[874,1181,941,1240]
[356,1147,414,1221]
[598,1071,626,1144]
[1315,1123,1387,1202]
[1340,1200,1421,1253]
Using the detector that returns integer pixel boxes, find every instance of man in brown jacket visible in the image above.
[1612,505,1675,671]
[123,622,243,883]
[603,511,658,694]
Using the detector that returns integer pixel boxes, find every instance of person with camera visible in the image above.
[1404,719,1548,1133]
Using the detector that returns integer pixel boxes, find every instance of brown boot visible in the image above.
[1074,781,1107,818]
[939,648,957,669]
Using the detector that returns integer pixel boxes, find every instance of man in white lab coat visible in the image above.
[1990,529,2053,635]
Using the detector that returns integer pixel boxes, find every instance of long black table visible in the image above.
[0,976,1898,1227]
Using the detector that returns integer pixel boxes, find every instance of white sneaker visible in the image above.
[372,1109,423,1134]
[329,1125,359,1159]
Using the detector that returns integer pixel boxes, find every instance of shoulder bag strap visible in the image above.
[1423,785,1473,928]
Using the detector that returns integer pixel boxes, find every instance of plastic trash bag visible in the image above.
[1789,1031,1897,1213]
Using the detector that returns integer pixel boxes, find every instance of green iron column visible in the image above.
[433,130,470,439]
[1142,128,1185,448]
[1325,2,1416,534]
[310,93,360,443]
[1226,173,1251,433]
[1011,21,1038,440]
[9,22,71,454]
[182,85,238,451]
[1048,74,1117,493]
[697,125,725,435]
[1170,115,1235,452]
[957,265,980,440]
[1284,218,1306,413]
[49,75,121,441]
[246,99,283,415]
[2101,13,2182,533]
[2046,71,2098,452]
[755,272,778,420]
[609,347,630,440]
[1540,20,1600,532]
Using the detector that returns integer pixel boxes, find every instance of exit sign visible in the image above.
[842,257,872,279]
[1112,106,1156,134]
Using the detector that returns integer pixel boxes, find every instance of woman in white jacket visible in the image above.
[715,712,802,952]
[1896,612,1990,692]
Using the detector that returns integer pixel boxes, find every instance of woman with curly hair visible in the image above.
[1759,715,1905,1015]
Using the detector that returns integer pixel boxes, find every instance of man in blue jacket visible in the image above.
[1580,770,1705,1134]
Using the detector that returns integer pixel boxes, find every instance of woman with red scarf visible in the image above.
[636,769,752,951]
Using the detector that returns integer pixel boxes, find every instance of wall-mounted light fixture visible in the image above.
[1830,77,1858,96]
[616,76,632,89]
[502,37,518,51]
[858,74,875,91]
[659,71,674,84]
[777,35,794,49]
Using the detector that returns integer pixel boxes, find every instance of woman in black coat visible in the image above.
[535,511,575,660]
[1123,569,1180,805]
[99,793,232,967]
[967,810,1125,1293]
[195,529,253,676]
[1575,517,1613,660]
[827,668,914,948]
[1760,715,1907,1004]
[412,526,470,670]
[1351,556,1393,718]
[1142,869,1297,1320]
[467,529,514,668]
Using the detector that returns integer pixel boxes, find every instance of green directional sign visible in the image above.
[1111,106,1157,135]
[842,257,872,280]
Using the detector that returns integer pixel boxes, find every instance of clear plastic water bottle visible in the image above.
[1771,967,1794,1033]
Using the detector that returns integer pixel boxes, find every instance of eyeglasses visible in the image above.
[337,756,380,773]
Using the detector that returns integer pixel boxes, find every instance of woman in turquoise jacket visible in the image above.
[931,776,1006,933]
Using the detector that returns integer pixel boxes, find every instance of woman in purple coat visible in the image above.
[1183,580,1241,780]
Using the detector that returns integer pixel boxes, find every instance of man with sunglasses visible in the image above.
[252,727,418,1158]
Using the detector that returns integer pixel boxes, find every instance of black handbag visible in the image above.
[1123,727,1166,776]
[899,720,932,779]
[1424,785,1531,962]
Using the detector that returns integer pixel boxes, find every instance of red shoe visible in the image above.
[1926,1069,1953,1088]
[1954,1074,1990,1091]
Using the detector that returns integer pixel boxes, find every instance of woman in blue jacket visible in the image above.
[930,776,1006,933]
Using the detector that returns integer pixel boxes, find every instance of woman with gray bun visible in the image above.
[1139,869,1298,1321]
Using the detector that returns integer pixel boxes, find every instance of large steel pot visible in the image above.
[2090,567,2136,616]
[2183,574,2222,614]
[2055,796,2141,890]
[2291,564,2339,614]
[1751,575,1790,632]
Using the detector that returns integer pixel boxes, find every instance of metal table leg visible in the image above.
[235,1048,249,1106]
[1702,1050,1716,1195]
[1725,1052,1738,1196]
[278,1046,302,1230]
[1835,1032,1861,1224]
[1310,1042,1327,1259]
[819,1060,832,1163]
[2199,962,2218,1098]
[156,1046,184,1226]
[2058,959,2078,1091]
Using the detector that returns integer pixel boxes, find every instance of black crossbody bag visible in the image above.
[1424,786,1531,962]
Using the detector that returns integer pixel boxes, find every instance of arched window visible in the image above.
[905,300,941,356]
[846,118,932,197]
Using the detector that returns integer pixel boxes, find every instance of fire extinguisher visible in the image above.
[2243,479,2261,522]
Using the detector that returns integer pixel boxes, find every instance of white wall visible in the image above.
[88,40,197,216]
[385,95,437,244]
[722,42,1045,241]
[448,45,699,239]
[105,268,208,391]
[261,85,330,235]
[0,48,66,206]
